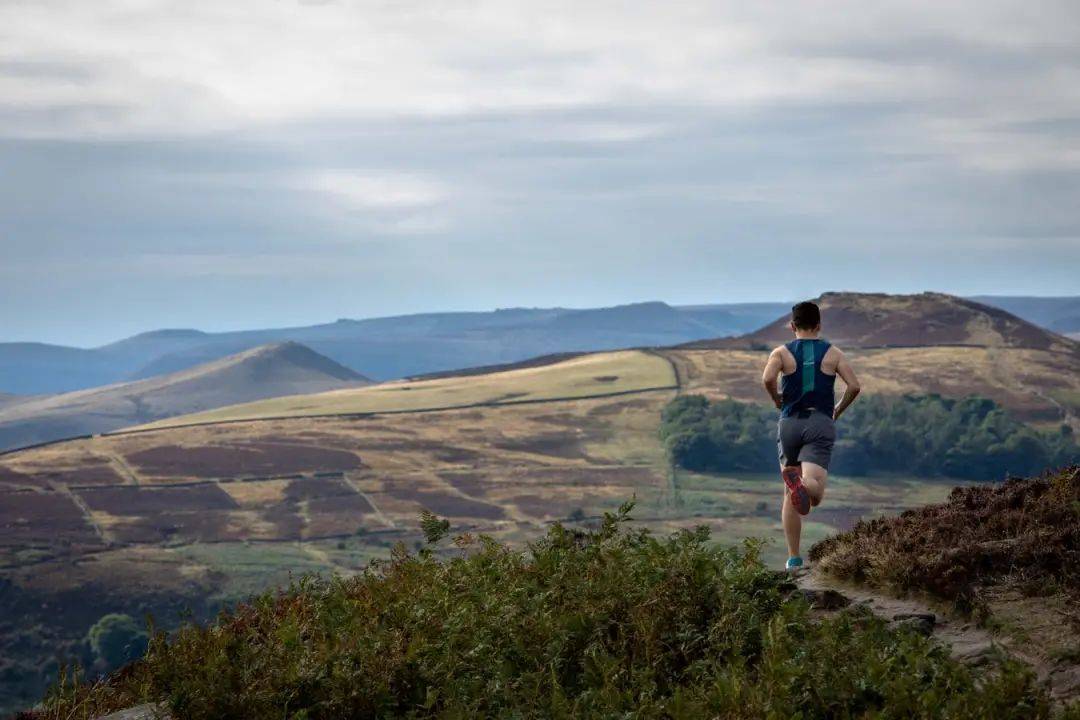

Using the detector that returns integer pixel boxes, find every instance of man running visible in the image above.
[761,301,861,571]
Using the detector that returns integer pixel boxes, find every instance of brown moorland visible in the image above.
[810,465,1080,610]
[809,465,1080,699]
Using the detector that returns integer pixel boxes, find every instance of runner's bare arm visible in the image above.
[832,349,861,420]
[761,347,785,409]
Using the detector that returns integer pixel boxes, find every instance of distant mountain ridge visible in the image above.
[0,302,788,395]
[684,292,1079,353]
[0,342,368,451]
[0,296,1076,396]
[970,295,1080,334]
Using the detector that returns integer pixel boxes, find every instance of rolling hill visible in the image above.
[971,295,1080,335]
[684,292,1080,353]
[0,342,369,451]
[0,302,786,396]
[130,350,676,430]
[133,291,1080,432]
[671,293,1080,427]
[1,291,1079,714]
[5,296,1076,397]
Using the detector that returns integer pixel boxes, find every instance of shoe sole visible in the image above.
[782,466,811,516]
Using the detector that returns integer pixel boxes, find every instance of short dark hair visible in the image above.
[791,301,821,330]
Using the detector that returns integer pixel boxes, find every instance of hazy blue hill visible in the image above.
[1,297,1073,396]
[0,392,25,409]
[0,302,778,394]
[0,342,368,451]
[97,328,211,362]
[677,302,789,333]
[0,343,119,395]
[970,295,1080,334]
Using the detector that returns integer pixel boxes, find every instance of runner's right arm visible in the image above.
[761,347,785,409]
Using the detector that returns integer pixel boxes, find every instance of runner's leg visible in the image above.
[802,461,828,506]
[781,481,801,557]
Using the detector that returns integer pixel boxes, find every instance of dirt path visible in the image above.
[795,568,1080,706]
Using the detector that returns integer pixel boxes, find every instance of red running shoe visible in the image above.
[782,466,811,515]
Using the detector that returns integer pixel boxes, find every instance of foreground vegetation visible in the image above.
[810,465,1080,614]
[660,394,1077,479]
[27,505,1073,719]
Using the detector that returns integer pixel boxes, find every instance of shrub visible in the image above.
[86,614,148,671]
[33,505,1069,719]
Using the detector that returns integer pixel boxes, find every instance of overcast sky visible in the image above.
[2,1,1079,346]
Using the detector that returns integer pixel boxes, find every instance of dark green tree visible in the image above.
[660,393,1078,480]
[87,614,149,670]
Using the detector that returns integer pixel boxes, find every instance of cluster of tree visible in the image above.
[659,393,1078,480]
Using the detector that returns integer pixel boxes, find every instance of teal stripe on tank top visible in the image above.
[801,341,815,396]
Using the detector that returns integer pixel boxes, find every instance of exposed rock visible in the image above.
[891,617,935,636]
[94,703,168,720]
[892,612,936,625]
[797,588,851,610]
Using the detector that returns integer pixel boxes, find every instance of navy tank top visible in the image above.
[780,339,836,418]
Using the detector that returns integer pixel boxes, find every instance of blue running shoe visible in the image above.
[786,556,804,571]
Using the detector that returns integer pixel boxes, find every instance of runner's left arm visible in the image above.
[832,350,861,420]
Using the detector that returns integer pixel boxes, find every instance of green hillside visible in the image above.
[29,504,1076,720]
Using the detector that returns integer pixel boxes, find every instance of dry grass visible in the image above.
[219,479,289,506]
[128,350,676,430]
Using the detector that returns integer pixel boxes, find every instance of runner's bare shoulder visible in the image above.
[821,344,843,374]
[774,344,796,373]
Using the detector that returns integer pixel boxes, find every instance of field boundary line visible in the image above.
[56,481,109,545]
[105,384,679,436]
[0,384,679,459]
[340,473,396,529]
[644,349,682,392]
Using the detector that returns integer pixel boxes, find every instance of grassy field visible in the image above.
[130,350,676,430]
[664,470,959,566]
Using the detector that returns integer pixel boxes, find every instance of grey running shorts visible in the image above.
[777,410,836,470]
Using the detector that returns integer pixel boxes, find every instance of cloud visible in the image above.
[305,171,448,209]
[0,1,1078,345]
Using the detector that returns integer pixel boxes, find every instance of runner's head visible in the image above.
[789,301,821,335]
